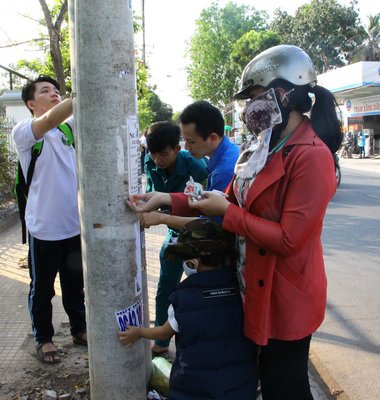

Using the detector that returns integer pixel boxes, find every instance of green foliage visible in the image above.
[17,26,71,91]
[172,111,181,123]
[16,0,71,91]
[269,9,293,41]
[135,59,173,132]
[138,90,173,132]
[137,95,155,133]
[13,1,170,133]
[148,92,173,122]
[270,0,367,73]
[0,118,16,205]
[136,58,154,132]
[187,1,268,108]
[231,30,282,74]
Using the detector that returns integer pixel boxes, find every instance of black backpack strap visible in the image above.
[16,161,28,244]
[26,143,43,186]
[17,141,44,244]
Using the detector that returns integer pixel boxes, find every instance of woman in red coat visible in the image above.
[128,45,342,399]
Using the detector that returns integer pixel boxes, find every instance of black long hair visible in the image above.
[310,85,343,153]
[270,79,343,154]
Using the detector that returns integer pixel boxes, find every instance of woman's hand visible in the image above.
[140,211,165,228]
[126,192,171,213]
[118,325,141,348]
[189,191,230,217]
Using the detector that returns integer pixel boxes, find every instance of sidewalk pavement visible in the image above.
[1,156,378,398]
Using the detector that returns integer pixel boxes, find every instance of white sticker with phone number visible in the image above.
[115,299,143,331]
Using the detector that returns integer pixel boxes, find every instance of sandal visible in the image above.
[72,331,87,346]
[36,342,61,364]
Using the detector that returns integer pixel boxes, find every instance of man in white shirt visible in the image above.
[12,75,86,364]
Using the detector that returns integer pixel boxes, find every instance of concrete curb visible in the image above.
[310,349,349,400]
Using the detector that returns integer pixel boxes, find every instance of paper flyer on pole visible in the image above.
[127,115,140,195]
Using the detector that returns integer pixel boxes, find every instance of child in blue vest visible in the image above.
[119,219,258,399]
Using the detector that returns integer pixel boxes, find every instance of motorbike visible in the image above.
[334,153,341,187]
[341,141,354,158]
[341,134,354,158]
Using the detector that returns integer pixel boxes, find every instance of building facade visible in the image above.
[318,62,380,155]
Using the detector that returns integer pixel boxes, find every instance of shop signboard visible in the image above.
[344,95,380,117]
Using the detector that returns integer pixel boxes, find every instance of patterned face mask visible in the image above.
[239,88,282,134]
[234,127,272,179]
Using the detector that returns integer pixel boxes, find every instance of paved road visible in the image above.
[312,164,380,400]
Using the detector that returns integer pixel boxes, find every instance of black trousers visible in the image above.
[259,335,313,400]
[28,234,86,344]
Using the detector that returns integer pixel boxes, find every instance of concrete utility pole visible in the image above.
[71,0,150,398]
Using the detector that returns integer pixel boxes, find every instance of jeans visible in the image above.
[154,231,183,347]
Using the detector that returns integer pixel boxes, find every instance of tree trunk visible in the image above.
[39,0,68,94]
[49,30,66,94]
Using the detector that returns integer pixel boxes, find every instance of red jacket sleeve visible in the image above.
[170,193,200,217]
[223,143,336,256]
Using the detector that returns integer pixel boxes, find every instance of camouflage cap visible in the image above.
[164,218,235,260]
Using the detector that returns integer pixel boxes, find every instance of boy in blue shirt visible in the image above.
[143,121,208,354]
[139,101,239,230]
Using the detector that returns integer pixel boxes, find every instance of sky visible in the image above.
[0,0,378,111]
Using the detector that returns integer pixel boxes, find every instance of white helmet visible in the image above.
[234,45,317,99]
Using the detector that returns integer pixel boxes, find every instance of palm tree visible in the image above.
[366,14,380,61]
[350,14,380,62]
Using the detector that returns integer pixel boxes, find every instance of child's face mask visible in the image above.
[238,88,282,134]
[183,260,198,276]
